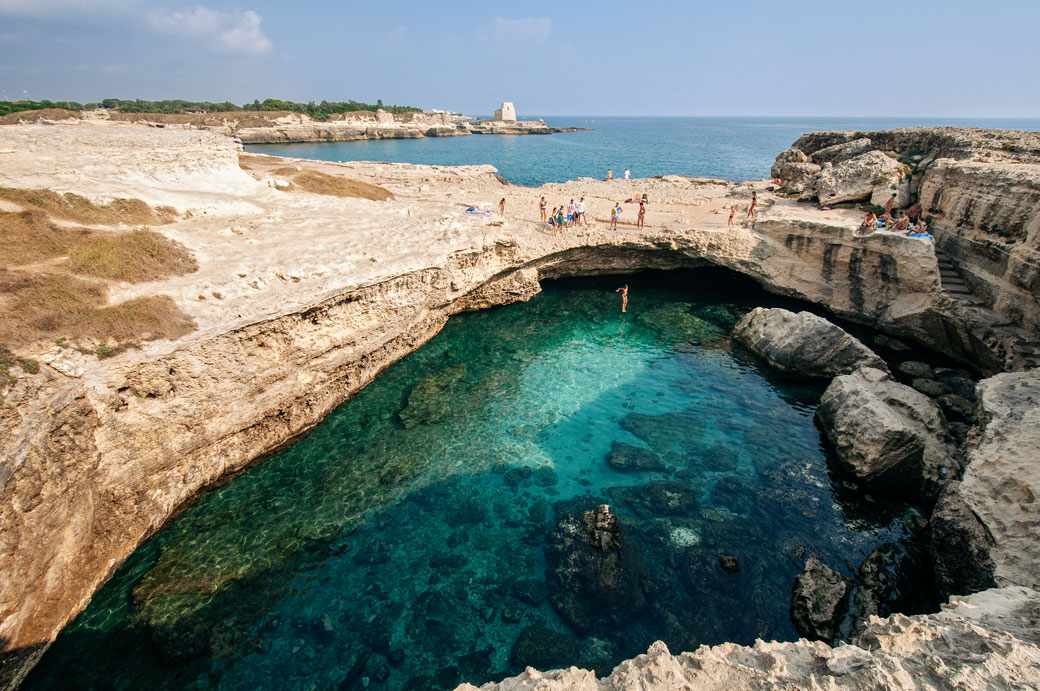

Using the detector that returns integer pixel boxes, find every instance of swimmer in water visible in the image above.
[615,284,629,313]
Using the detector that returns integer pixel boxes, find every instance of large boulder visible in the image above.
[809,137,875,165]
[815,367,962,498]
[733,308,888,378]
[545,505,646,634]
[774,162,822,191]
[815,151,909,204]
[770,147,808,177]
[790,557,849,642]
[509,625,580,670]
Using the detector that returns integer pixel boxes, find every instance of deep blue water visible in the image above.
[246,116,1040,187]
[25,271,923,691]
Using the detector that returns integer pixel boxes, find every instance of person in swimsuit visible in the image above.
[907,202,923,222]
[615,284,629,313]
[893,212,911,233]
[744,191,757,223]
[499,198,506,215]
[858,211,878,235]
[606,169,613,181]
[637,199,646,229]
[540,197,547,223]
[884,193,897,216]
[610,203,622,229]
[728,206,736,227]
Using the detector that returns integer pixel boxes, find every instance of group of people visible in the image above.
[541,197,589,235]
[858,194,930,238]
[727,192,757,226]
[539,193,649,234]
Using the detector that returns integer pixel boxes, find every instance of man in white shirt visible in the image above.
[624,168,631,180]
[576,197,588,226]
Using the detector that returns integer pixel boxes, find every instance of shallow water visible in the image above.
[25,270,921,690]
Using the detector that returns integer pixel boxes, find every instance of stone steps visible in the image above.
[934,247,1040,372]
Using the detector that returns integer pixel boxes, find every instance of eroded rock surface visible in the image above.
[733,307,887,378]
[462,586,1040,690]
[931,370,1040,600]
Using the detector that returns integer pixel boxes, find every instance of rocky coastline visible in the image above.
[0,122,1038,689]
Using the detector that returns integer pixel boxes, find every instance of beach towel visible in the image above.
[466,207,493,215]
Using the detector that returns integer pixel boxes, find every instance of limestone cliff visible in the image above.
[0,123,1037,689]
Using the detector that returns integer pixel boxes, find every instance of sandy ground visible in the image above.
[0,122,867,357]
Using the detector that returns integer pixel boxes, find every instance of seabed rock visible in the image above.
[605,441,666,472]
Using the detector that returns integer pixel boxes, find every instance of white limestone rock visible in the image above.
[816,151,909,204]
[733,307,887,379]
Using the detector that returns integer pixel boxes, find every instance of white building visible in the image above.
[493,102,517,122]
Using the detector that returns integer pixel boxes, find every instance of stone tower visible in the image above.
[493,102,517,122]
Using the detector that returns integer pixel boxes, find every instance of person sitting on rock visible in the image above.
[893,211,911,233]
[858,211,878,234]
[879,211,893,227]
[907,202,923,222]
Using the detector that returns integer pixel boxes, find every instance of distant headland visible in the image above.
[0,98,588,143]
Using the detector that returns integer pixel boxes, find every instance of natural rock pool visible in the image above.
[24,270,926,690]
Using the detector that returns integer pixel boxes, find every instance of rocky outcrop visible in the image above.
[810,137,875,165]
[461,586,1040,690]
[815,151,910,205]
[815,367,962,498]
[930,370,1040,600]
[544,505,646,635]
[789,557,849,642]
[733,307,887,378]
[779,127,1040,355]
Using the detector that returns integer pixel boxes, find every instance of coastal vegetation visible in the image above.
[0,193,197,357]
[270,167,394,200]
[0,98,423,120]
[0,187,177,226]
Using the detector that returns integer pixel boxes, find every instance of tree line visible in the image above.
[0,98,422,120]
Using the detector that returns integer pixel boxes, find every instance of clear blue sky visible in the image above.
[1,0,1037,117]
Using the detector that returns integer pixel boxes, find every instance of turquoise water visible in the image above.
[246,116,1040,187]
[25,270,921,690]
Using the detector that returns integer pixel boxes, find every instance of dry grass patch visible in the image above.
[0,187,177,226]
[66,229,198,283]
[271,167,393,201]
[0,109,81,125]
[0,269,194,353]
[0,210,92,264]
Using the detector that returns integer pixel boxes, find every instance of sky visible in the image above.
[1,0,1038,117]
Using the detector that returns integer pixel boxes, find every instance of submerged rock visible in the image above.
[545,505,646,634]
[606,441,666,472]
[733,307,887,378]
[815,367,961,499]
[509,624,580,670]
[620,411,705,455]
[790,557,849,642]
[718,555,740,574]
[607,481,698,518]
[398,364,467,428]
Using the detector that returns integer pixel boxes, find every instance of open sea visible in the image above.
[246,115,1040,187]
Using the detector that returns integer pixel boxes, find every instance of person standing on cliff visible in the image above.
[907,201,923,222]
[728,206,736,227]
[616,284,629,313]
[744,192,757,224]
[885,193,897,216]
[637,198,646,229]
[606,169,613,181]
[500,198,506,215]
[610,202,622,230]
[576,197,588,226]
[539,196,547,223]
[624,168,631,180]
